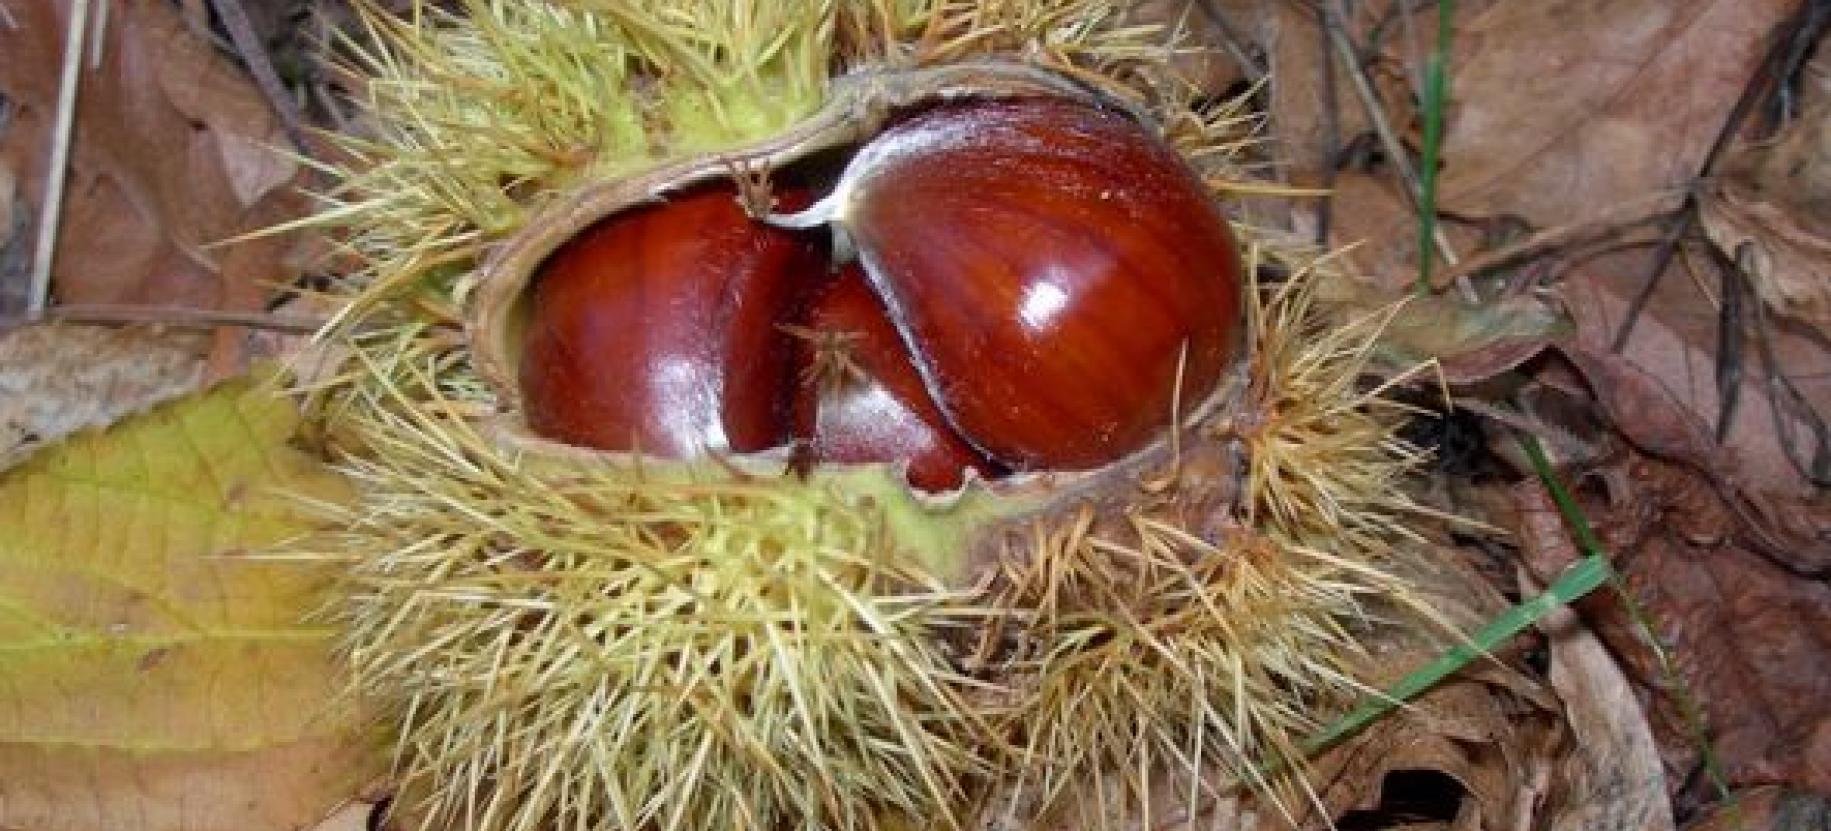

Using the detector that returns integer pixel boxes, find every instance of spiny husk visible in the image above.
[1240,251,1437,547]
[304,253,1434,831]
[969,245,1433,829]
[288,3,1443,830]
[312,362,999,831]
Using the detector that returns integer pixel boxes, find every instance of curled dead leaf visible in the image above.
[1537,600,1675,831]
[1727,490,1831,576]
[1293,547,1567,831]
[0,323,205,469]
[1552,265,1827,496]
[1700,99,1831,330]
[1314,275,1568,384]
[1548,344,1830,576]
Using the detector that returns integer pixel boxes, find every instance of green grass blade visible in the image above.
[1415,0,1454,295]
[1292,432,1616,759]
[1521,434,1737,813]
[1517,433,1604,555]
[1299,553,1609,756]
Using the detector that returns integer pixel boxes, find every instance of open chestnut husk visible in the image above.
[316,15,1437,830]
[490,63,1243,490]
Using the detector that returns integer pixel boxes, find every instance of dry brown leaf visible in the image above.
[1256,0,1784,295]
[1554,345,1729,472]
[1261,2,1419,188]
[1538,344,1823,578]
[1439,0,1793,227]
[1700,183,1831,328]
[1511,457,1831,794]
[0,323,206,468]
[1725,489,1831,577]
[1681,786,1831,831]
[305,801,379,831]
[1311,172,1422,291]
[1699,99,1831,329]
[1300,677,1556,831]
[0,0,302,314]
[1556,268,1830,496]
[1537,602,1675,831]
[1528,345,1831,576]
[1291,549,1564,831]
[1308,268,1568,383]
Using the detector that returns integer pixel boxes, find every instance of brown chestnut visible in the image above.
[518,185,823,456]
[790,266,1002,491]
[772,97,1243,471]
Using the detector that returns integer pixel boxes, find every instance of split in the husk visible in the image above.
[289,2,1445,830]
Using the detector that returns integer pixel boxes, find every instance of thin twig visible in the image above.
[1192,0,1266,86]
[311,77,352,134]
[1319,0,1474,300]
[1714,246,1745,442]
[28,0,92,320]
[1741,243,1831,486]
[87,0,108,68]
[1,303,327,335]
[1430,192,1678,289]
[1611,0,1831,352]
[1319,3,1421,197]
[209,0,312,156]
[1609,209,1695,352]
[1314,0,1340,247]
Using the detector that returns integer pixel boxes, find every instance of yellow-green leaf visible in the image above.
[0,376,377,831]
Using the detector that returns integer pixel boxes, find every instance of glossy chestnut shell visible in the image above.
[804,96,1243,470]
[479,63,1245,491]
[790,266,1002,491]
[518,185,821,456]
